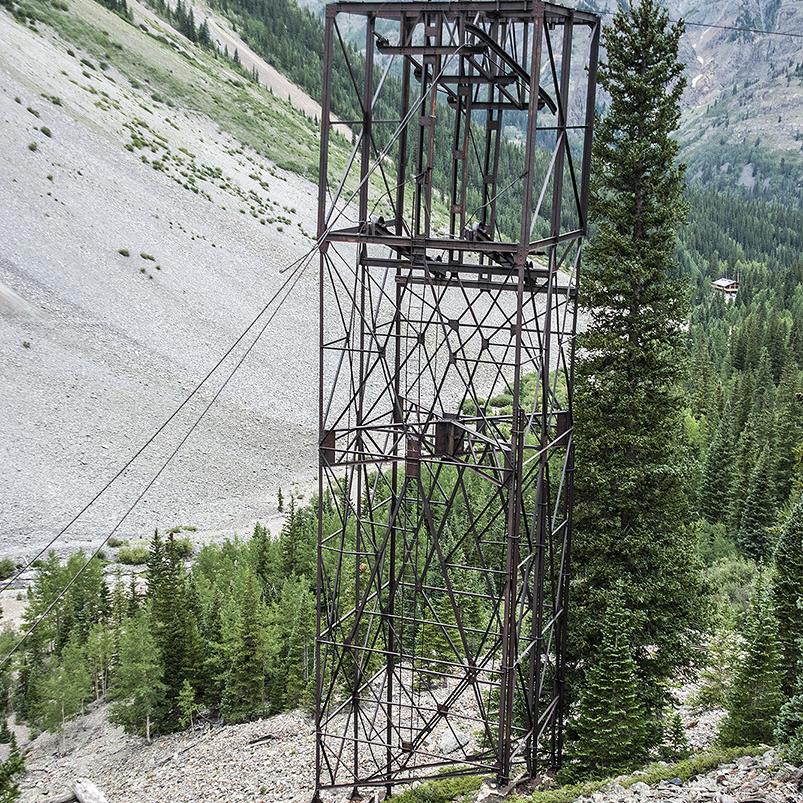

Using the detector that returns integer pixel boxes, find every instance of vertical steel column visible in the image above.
[540,14,573,772]
[497,5,544,786]
[314,10,334,803]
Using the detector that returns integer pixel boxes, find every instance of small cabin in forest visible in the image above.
[712,277,739,300]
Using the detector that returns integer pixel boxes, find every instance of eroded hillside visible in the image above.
[0,0,334,555]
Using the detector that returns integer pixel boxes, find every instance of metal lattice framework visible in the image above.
[314,2,599,796]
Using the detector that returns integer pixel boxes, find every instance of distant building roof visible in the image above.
[712,277,738,289]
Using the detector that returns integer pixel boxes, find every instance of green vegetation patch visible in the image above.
[13,0,346,181]
[393,775,484,803]
[388,747,767,803]
[116,543,149,565]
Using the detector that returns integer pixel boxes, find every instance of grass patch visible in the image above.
[393,775,484,803]
[116,543,149,565]
[388,747,768,803]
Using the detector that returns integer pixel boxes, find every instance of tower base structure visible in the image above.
[314,2,600,795]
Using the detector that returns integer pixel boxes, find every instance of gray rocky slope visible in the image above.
[0,1,323,558]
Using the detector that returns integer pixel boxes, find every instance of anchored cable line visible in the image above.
[0,245,318,599]
[0,252,313,671]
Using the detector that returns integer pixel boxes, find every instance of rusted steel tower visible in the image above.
[315,2,599,796]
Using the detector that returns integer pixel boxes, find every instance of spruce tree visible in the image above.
[568,589,647,778]
[700,408,735,524]
[280,577,315,711]
[0,733,24,803]
[149,534,203,729]
[774,496,803,695]
[775,626,803,754]
[221,570,268,723]
[737,446,777,560]
[571,0,706,718]
[720,574,784,746]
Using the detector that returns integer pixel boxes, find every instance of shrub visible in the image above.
[0,558,16,580]
[107,536,127,548]
[117,248,130,257]
[117,544,149,565]
[140,252,155,261]
[393,775,483,803]
[27,142,38,152]
[26,106,39,117]
[40,126,51,138]
[171,537,193,558]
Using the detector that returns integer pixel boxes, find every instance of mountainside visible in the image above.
[0,0,330,555]
[660,0,801,202]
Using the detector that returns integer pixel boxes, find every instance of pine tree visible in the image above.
[275,577,315,711]
[0,733,24,803]
[659,712,691,762]
[221,570,269,723]
[110,610,165,743]
[737,446,778,560]
[720,574,785,746]
[774,496,803,695]
[249,522,277,600]
[198,19,211,48]
[775,364,802,503]
[693,626,742,710]
[571,0,706,720]
[775,625,803,755]
[277,487,284,513]
[568,589,647,778]
[700,409,735,523]
[149,534,203,730]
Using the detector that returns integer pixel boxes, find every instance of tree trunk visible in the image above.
[146,713,151,743]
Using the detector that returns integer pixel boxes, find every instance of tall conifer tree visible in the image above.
[720,573,784,746]
[774,497,803,695]
[571,0,706,718]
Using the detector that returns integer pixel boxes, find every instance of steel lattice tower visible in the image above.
[314,2,600,796]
